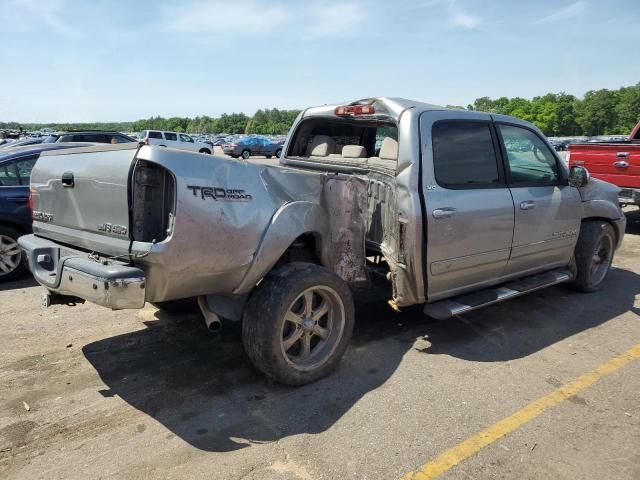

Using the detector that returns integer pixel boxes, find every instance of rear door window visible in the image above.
[164,132,178,141]
[0,161,20,186]
[432,121,501,188]
[75,134,106,143]
[15,156,38,185]
[148,131,163,139]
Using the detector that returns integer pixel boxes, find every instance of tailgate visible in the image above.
[569,143,640,188]
[31,144,138,255]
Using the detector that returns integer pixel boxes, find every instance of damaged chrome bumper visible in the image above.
[619,188,640,206]
[18,234,146,309]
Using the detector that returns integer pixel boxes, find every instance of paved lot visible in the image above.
[1,209,639,480]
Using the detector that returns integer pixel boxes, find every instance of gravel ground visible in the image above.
[0,208,639,480]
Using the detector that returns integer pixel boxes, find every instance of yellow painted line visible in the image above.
[401,342,640,480]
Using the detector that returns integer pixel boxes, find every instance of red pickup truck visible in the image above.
[568,122,640,206]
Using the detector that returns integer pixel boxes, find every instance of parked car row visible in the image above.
[0,143,95,281]
[138,130,213,154]
[222,136,283,159]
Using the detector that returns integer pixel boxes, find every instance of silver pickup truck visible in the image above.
[19,98,626,385]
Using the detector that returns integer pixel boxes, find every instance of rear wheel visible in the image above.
[242,263,355,385]
[573,220,615,292]
[241,149,250,160]
[275,148,282,158]
[199,148,211,154]
[0,226,26,283]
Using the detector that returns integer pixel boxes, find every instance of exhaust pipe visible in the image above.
[205,316,222,333]
[197,295,222,334]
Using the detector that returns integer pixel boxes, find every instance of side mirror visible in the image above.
[569,166,590,188]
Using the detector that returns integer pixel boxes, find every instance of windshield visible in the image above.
[42,135,59,143]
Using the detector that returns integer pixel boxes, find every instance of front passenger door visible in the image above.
[496,123,582,276]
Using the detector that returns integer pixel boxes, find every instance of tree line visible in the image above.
[452,82,640,137]
[2,83,639,137]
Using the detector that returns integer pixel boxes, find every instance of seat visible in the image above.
[368,137,398,172]
[306,135,336,157]
[341,144,368,168]
[341,145,367,158]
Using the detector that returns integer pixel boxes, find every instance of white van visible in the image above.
[139,130,212,154]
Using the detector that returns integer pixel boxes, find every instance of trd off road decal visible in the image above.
[187,185,252,202]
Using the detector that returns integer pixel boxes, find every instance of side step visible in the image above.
[423,269,573,320]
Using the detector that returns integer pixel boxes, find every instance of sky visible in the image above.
[1,0,639,123]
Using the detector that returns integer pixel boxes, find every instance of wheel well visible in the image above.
[279,233,320,266]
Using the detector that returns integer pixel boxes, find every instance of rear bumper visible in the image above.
[619,188,640,206]
[19,234,146,309]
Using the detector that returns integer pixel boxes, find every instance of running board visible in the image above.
[423,269,573,320]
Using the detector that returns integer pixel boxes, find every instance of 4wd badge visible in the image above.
[97,223,128,236]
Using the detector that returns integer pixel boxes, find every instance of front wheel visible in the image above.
[572,220,615,292]
[199,148,211,154]
[242,263,355,385]
[241,149,250,160]
[275,148,282,158]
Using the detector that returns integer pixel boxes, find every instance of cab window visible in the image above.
[0,161,20,186]
[498,124,558,185]
[432,121,501,188]
[15,156,38,184]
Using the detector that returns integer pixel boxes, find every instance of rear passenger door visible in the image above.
[495,122,582,276]
[163,132,179,148]
[421,112,515,301]
[0,155,37,229]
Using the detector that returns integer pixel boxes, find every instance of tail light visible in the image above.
[335,105,375,116]
[131,161,175,243]
[28,188,34,220]
[144,138,149,145]
[566,150,571,164]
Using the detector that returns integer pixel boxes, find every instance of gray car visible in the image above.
[19,97,624,386]
[223,136,283,159]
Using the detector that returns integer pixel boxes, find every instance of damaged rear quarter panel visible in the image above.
[133,147,369,302]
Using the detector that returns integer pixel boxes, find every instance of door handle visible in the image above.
[7,197,28,203]
[432,208,457,219]
[61,171,74,188]
[614,160,629,168]
[520,200,536,210]
[616,152,629,158]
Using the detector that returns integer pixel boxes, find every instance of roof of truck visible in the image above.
[302,97,450,121]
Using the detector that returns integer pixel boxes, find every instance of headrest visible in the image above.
[341,145,367,158]
[308,135,335,157]
[379,137,398,160]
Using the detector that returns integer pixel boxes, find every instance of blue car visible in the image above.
[0,143,92,281]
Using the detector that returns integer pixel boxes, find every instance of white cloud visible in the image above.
[167,0,291,33]
[163,0,368,38]
[534,1,586,25]
[305,3,369,37]
[447,0,480,29]
[0,0,81,38]
[414,0,480,30]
